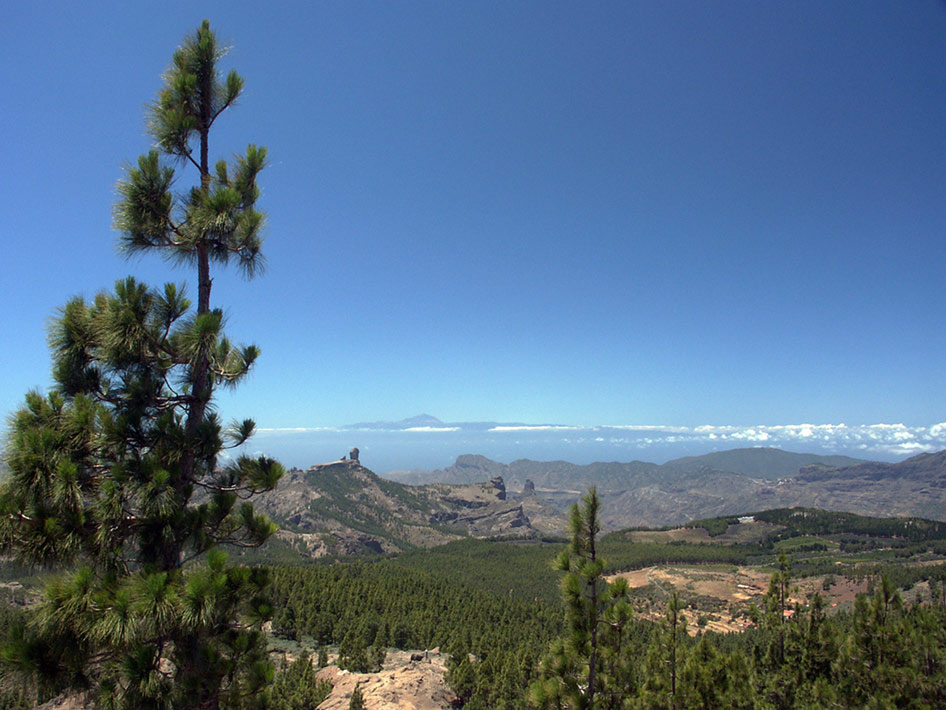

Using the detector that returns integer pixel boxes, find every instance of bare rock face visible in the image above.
[350,447,360,462]
[489,475,506,500]
[254,461,550,559]
[36,694,92,710]
[522,479,536,496]
[315,649,456,710]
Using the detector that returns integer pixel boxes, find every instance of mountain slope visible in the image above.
[664,447,867,479]
[601,450,946,528]
[389,454,665,492]
[253,459,560,557]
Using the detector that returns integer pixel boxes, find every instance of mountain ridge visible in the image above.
[387,447,946,529]
[249,448,946,559]
[252,459,563,559]
[387,447,870,489]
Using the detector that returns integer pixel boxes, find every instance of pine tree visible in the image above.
[0,21,282,709]
[269,651,332,710]
[348,682,366,710]
[338,631,371,673]
[637,591,686,710]
[530,488,633,710]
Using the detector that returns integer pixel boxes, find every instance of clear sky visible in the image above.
[2,2,945,467]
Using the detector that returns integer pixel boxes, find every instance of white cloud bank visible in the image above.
[591,422,946,457]
[251,421,946,463]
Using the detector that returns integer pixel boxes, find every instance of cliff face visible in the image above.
[253,459,557,558]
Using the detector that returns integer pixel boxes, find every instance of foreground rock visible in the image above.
[315,649,456,710]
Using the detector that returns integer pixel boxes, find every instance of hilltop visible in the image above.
[251,459,564,558]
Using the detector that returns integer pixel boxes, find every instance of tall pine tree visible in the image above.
[0,21,282,709]
[530,488,635,710]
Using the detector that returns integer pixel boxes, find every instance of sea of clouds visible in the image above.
[246,421,946,473]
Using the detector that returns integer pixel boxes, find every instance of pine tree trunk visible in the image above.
[175,110,214,571]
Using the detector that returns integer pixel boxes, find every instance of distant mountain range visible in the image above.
[387,447,946,529]
[345,414,453,430]
[246,447,946,559]
[387,447,869,489]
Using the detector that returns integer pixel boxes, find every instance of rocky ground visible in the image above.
[314,649,456,710]
[37,649,456,710]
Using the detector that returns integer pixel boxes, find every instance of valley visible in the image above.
[6,446,946,709]
[249,446,946,563]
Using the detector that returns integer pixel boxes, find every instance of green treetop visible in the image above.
[530,487,636,710]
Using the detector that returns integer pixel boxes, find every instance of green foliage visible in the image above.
[348,682,366,710]
[676,637,756,710]
[269,651,331,710]
[754,507,946,542]
[392,538,565,605]
[260,502,946,710]
[598,536,757,571]
[0,21,281,709]
[116,21,266,280]
[0,606,35,709]
[685,516,737,537]
[269,561,560,710]
[337,631,371,673]
[531,488,640,710]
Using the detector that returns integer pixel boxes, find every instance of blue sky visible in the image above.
[2,2,945,468]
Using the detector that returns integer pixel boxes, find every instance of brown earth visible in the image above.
[608,563,875,634]
[314,649,455,710]
[37,649,456,710]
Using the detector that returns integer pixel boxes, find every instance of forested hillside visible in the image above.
[4,497,946,708]
[256,499,946,709]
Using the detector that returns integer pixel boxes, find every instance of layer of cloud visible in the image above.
[587,422,946,457]
[256,426,343,434]
[256,421,946,459]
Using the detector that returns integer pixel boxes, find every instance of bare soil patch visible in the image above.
[608,562,873,634]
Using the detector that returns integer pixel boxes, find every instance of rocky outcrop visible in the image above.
[489,476,506,500]
[314,649,456,710]
[253,462,550,559]
[430,502,529,537]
